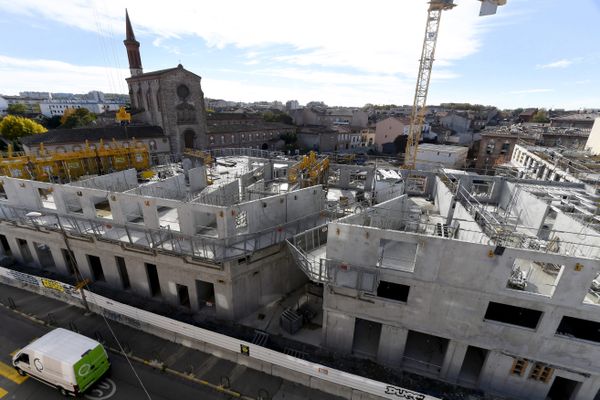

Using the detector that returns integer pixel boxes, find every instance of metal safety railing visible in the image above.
[0,203,330,263]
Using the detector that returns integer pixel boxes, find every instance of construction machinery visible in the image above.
[182,148,214,166]
[403,0,507,169]
[288,151,330,189]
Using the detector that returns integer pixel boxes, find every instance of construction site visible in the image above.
[3,0,600,399]
[0,143,599,399]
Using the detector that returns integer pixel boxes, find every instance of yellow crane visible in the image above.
[404,0,507,169]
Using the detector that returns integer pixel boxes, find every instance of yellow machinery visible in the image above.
[183,148,214,166]
[403,0,506,168]
[115,106,132,124]
[288,151,330,188]
[0,140,150,182]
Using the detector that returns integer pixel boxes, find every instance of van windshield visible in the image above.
[17,353,30,365]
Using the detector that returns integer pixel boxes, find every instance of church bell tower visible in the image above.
[124,9,143,77]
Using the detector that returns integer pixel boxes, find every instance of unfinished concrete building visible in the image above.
[505,144,600,194]
[0,148,397,323]
[0,149,341,320]
[288,170,600,400]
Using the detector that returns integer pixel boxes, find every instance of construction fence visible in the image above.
[0,266,439,400]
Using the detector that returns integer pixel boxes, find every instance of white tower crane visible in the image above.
[403,0,507,169]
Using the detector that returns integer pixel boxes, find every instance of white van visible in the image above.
[12,328,110,396]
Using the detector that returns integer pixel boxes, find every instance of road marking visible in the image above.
[0,387,7,398]
[84,378,116,400]
[0,361,28,384]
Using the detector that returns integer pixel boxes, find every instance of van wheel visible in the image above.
[15,368,25,376]
[59,387,69,396]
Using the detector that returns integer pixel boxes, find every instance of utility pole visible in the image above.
[55,215,91,314]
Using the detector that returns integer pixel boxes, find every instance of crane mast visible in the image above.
[404,1,455,169]
[403,0,506,169]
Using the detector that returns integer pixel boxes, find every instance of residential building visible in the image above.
[291,108,368,128]
[39,101,122,117]
[360,129,375,148]
[551,113,599,129]
[206,113,293,150]
[518,109,538,123]
[415,144,468,171]
[0,95,44,114]
[285,100,300,111]
[506,144,600,195]
[297,126,351,152]
[374,117,410,153]
[475,123,590,173]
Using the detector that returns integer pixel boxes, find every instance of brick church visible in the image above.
[123,10,208,154]
[123,11,295,154]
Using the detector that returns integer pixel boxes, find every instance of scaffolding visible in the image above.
[0,140,150,182]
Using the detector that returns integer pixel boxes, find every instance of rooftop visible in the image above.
[20,125,164,146]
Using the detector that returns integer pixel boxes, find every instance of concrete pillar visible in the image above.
[263,161,273,181]
[7,236,27,265]
[26,241,43,269]
[189,167,207,192]
[99,254,121,289]
[141,200,160,230]
[72,250,93,281]
[49,245,71,276]
[323,310,355,354]
[339,168,351,188]
[440,341,469,382]
[124,258,152,297]
[364,168,375,192]
[107,196,126,224]
[377,325,408,367]
[573,376,600,400]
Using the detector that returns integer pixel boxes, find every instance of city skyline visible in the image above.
[0,0,599,109]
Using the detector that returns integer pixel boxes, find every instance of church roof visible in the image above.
[20,125,165,146]
[125,64,201,80]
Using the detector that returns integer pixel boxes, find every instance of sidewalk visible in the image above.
[0,283,342,400]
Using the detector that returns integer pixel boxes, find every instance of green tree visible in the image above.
[7,103,27,115]
[511,108,524,118]
[0,115,47,141]
[60,108,97,128]
[532,109,550,123]
[262,111,293,125]
[41,115,63,129]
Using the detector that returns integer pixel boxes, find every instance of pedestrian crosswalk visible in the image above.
[0,351,29,398]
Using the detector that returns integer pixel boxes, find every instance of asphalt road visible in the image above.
[0,306,231,400]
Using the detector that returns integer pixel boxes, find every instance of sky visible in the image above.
[0,0,599,109]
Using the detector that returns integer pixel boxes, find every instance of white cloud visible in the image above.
[508,88,554,94]
[0,55,128,94]
[0,0,505,76]
[0,0,516,105]
[537,59,575,69]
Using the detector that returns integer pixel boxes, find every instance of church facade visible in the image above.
[124,11,208,154]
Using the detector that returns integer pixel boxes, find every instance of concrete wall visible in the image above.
[585,117,600,155]
[320,215,600,399]
[434,177,454,219]
[552,212,600,259]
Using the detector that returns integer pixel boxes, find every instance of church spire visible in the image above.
[123,9,143,76]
